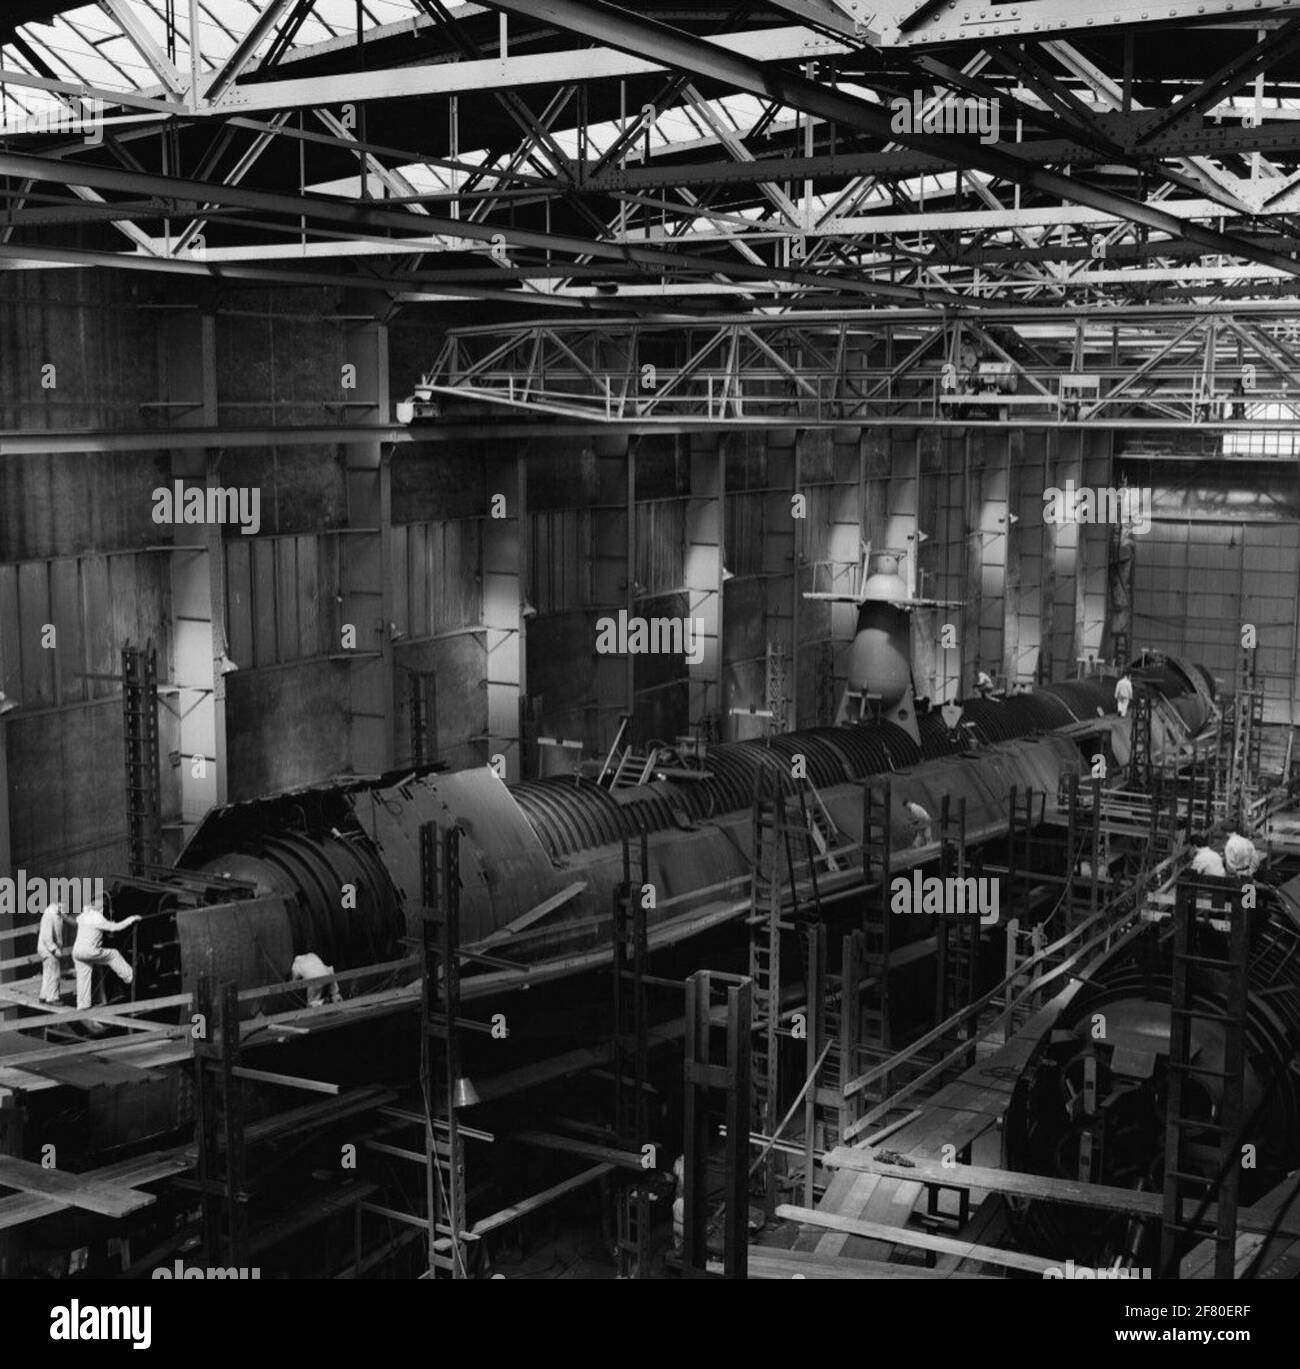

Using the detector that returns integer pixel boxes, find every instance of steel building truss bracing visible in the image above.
[4,3,1300,318]
[411,307,1300,429]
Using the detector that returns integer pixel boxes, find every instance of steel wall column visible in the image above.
[162,310,227,830]
[899,431,937,699]
[686,436,724,737]
[0,720,9,871]
[1004,431,1024,687]
[0,719,11,1024]
[588,438,631,750]
[342,321,396,773]
[482,450,526,779]
[625,439,636,723]
[1053,427,1086,673]
[766,430,800,732]
[830,429,872,712]
[962,431,981,694]
[974,431,1007,685]
[1078,427,1112,664]
[1040,429,1060,680]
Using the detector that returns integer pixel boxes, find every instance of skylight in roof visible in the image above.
[1,0,427,125]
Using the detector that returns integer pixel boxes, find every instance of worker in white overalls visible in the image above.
[1191,845,1228,879]
[72,897,142,1011]
[1224,833,1263,880]
[36,901,74,1005]
[905,802,933,849]
[671,1155,685,1254]
[291,952,342,1007]
[1115,674,1133,718]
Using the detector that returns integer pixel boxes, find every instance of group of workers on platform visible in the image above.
[36,895,141,1012]
[35,897,340,1018]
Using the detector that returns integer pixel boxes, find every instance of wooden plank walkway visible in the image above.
[796,974,1089,1264]
[822,1152,1300,1240]
[0,1154,160,1219]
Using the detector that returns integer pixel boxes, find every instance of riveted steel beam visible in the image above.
[476,0,1300,280]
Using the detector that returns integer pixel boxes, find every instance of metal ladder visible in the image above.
[611,748,659,789]
[828,929,866,1153]
[1217,646,1263,828]
[597,714,630,785]
[1061,772,1102,930]
[612,831,651,1277]
[122,643,162,875]
[860,778,893,1055]
[934,795,979,1067]
[1131,688,1154,793]
[192,978,249,1270]
[1240,646,1263,817]
[1159,878,1249,1279]
[599,713,662,789]
[800,777,843,873]
[1212,704,1233,826]
[419,822,469,1278]
[749,762,829,1197]
[1004,785,1039,929]
[748,766,797,1208]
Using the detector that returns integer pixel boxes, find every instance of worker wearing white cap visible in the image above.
[1191,846,1227,879]
[71,896,142,1011]
[291,951,342,1007]
[36,901,74,1005]
[1224,833,1262,879]
[1115,674,1133,719]
[905,801,933,848]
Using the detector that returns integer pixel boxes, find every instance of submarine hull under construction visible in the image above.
[110,656,1220,1010]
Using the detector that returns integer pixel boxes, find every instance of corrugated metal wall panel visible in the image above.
[49,558,82,705]
[223,534,345,666]
[636,499,685,595]
[531,508,588,615]
[1134,518,1300,722]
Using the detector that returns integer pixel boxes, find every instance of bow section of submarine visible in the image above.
[156,645,1217,1007]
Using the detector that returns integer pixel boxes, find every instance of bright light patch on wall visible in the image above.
[1223,401,1300,458]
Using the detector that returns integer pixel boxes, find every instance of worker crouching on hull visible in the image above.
[291,952,342,1007]
[72,895,142,1014]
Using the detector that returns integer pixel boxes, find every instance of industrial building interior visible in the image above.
[4,0,1300,1288]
